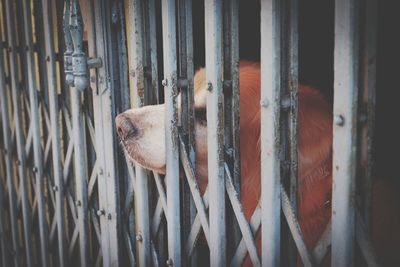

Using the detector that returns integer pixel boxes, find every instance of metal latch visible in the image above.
[63,0,102,91]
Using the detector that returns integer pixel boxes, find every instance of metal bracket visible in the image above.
[63,0,102,91]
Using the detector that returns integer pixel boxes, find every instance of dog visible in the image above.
[116,61,400,266]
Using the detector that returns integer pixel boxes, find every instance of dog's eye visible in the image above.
[195,108,207,125]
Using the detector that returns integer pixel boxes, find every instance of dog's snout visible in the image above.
[115,114,138,141]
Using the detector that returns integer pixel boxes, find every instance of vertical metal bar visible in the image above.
[204,0,226,266]
[4,0,34,265]
[358,0,377,234]
[331,0,359,265]
[127,0,152,265]
[222,0,240,260]
[0,157,7,267]
[68,0,90,267]
[70,88,90,267]
[88,0,121,265]
[161,0,181,266]
[285,0,299,265]
[147,0,159,104]
[21,0,49,265]
[0,29,20,267]
[176,0,195,263]
[41,0,67,265]
[260,0,282,265]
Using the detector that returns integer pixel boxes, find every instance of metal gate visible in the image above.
[0,0,381,266]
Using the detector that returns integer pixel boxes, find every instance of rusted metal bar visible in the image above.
[176,0,196,265]
[41,0,67,265]
[21,0,49,265]
[204,0,226,266]
[127,0,152,265]
[222,0,241,260]
[331,0,360,265]
[282,0,299,265]
[4,0,34,265]
[260,0,282,265]
[162,0,181,265]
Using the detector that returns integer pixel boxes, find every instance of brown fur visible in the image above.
[193,61,400,265]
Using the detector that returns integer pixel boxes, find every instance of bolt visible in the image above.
[46,56,50,62]
[32,166,38,173]
[99,168,103,175]
[8,47,12,52]
[107,214,112,220]
[90,76,96,83]
[16,159,21,165]
[260,99,269,108]
[76,200,81,206]
[53,185,58,192]
[136,234,143,242]
[162,79,168,87]
[97,209,105,216]
[166,259,173,266]
[206,82,212,92]
[334,115,345,126]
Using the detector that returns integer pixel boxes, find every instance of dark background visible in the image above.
[190,0,400,185]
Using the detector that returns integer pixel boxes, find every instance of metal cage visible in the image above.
[0,0,380,266]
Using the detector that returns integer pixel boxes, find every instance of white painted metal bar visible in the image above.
[4,0,34,266]
[21,0,49,265]
[87,1,122,266]
[0,33,20,267]
[161,0,181,266]
[204,0,226,266]
[127,0,152,265]
[260,0,282,265]
[331,0,359,265]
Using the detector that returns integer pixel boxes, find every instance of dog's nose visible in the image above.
[115,114,139,141]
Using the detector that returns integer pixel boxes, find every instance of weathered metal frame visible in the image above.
[0,0,384,266]
[68,1,90,265]
[204,0,226,265]
[331,0,359,265]
[88,1,122,266]
[260,0,283,265]
[128,0,151,265]
[161,0,182,266]
[4,0,34,266]
[21,0,50,265]
[40,0,67,265]
[0,12,20,266]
